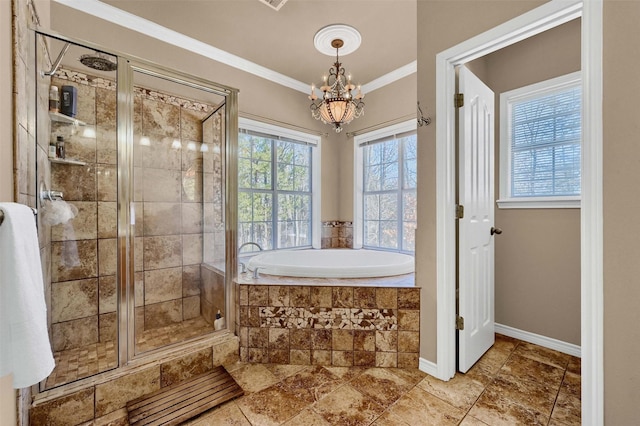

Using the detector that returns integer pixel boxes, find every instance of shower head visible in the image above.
[79,52,117,72]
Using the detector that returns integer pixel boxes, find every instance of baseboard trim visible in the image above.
[495,323,581,358]
[418,357,439,377]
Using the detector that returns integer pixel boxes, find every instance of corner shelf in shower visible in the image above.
[49,111,86,126]
[49,158,87,166]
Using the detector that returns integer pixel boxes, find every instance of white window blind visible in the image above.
[499,72,582,208]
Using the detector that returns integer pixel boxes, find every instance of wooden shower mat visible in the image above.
[127,366,244,425]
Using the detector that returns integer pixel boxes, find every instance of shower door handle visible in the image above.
[490,227,502,236]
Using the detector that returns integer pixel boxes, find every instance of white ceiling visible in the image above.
[53,0,417,94]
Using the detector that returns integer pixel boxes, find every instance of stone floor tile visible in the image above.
[236,383,311,426]
[227,363,279,393]
[187,402,251,426]
[468,387,550,426]
[500,353,565,388]
[281,408,332,426]
[514,342,571,370]
[488,371,560,415]
[387,387,466,425]
[550,391,582,425]
[459,415,491,425]
[417,372,485,410]
[349,367,415,408]
[312,384,385,426]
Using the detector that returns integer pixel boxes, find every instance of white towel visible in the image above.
[0,203,54,388]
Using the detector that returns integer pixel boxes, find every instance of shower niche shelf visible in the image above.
[49,111,85,126]
[49,157,86,166]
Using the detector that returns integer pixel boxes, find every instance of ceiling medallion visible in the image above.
[308,25,364,133]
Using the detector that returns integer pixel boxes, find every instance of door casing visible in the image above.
[430,0,603,424]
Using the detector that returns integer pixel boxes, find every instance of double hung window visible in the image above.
[354,120,417,253]
[238,118,320,250]
[498,72,582,208]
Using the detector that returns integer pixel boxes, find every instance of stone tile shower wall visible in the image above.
[49,70,118,354]
[321,221,353,248]
[238,284,420,368]
[131,77,214,333]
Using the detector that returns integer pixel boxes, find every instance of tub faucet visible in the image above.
[238,241,263,254]
[252,267,261,279]
[239,262,247,274]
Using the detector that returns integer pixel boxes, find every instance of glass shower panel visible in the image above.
[36,34,119,389]
[131,70,226,355]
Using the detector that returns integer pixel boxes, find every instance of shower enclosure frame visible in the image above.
[33,28,239,384]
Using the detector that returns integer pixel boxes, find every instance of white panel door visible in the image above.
[458,66,496,373]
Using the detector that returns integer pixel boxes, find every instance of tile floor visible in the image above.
[185,334,581,426]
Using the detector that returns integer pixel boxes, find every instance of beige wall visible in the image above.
[478,19,581,345]
[0,0,15,421]
[416,0,548,363]
[603,1,640,423]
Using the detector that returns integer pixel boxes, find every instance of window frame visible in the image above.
[498,71,582,209]
[353,119,417,253]
[238,117,321,250]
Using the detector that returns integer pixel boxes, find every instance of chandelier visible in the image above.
[309,38,364,133]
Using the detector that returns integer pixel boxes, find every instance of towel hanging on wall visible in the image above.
[0,203,55,388]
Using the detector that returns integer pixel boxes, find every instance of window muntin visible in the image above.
[499,72,581,208]
[238,123,317,251]
[361,130,417,253]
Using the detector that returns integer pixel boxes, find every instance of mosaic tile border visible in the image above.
[54,67,215,112]
[260,307,397,330]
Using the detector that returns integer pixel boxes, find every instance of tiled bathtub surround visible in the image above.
[321,221,353,248]
[238,284,420,368]
[201,264,226,326]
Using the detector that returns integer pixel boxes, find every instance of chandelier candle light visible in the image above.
[309,28,365,133]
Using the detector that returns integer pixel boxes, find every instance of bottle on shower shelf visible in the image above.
[49,85,59,113]
[214,310,225,331]
[55,136,65,159]
[48,139,57,159]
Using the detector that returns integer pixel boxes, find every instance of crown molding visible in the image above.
[361,61,417,94]
[53,0,414,94]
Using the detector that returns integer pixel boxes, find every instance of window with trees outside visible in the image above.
[354,120,417,253]
[498,71,581,209]
[238,118,321,251]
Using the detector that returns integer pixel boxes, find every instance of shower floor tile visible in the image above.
[184,334,581,426]
[45,316,214,389]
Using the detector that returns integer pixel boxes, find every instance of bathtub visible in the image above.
[246,248,414,278]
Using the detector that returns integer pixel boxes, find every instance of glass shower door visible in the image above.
[38,33,120,389]
[129,68,228,355]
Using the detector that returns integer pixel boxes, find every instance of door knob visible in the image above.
[491,227,502,235]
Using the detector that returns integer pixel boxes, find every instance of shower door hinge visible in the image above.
[456,204,464,219]
[455,93,464,108]
[456,316,465,330]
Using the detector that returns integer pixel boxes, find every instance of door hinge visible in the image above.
[454,93,464,108]
[456,204,464,219]
[456,316,464,330]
